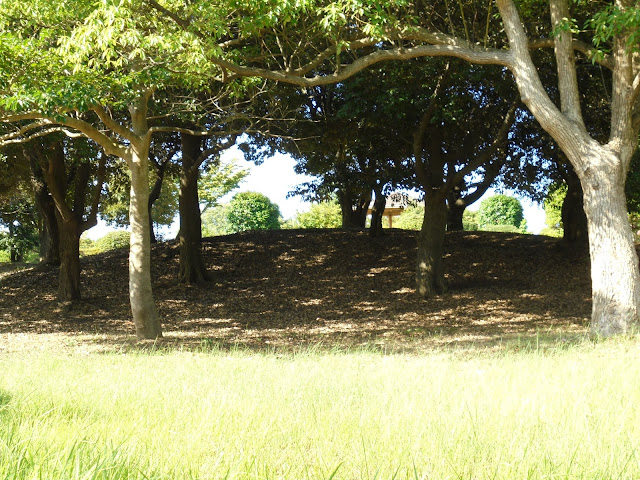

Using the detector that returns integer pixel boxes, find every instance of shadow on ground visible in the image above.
[0,230,592,353]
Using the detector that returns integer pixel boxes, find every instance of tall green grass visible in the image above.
[1,340,639,479]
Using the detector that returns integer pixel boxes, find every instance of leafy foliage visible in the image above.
[289,202,341,229]
[202,205,234,237]
[198,157,249,212]
[94,231,131,253]
[100,161,178,229]
[462,210,480,231]
[394,205,424,231]
[543,183,566,237]
[227,192,281,232]
[477,195,525,231]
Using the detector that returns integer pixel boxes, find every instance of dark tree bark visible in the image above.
[560,164,588,248]
[369,186,386,237]
[30,161,60,265]
[30,139,105,302]
[147,159,168,244]
[338,190,370,229]
[177,133,210,284]
[416,189,448,296]
[56,213,81,301]
[446,181,466,231]
[37,192,60,265]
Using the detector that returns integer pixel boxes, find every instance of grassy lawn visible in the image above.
[1,337,639,479]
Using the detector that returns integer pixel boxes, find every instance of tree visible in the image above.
[156,0,640,335]
[477,195,525,230]
[202,205,233,237]
[26,137,106,301]
[290,201,341,229]
[0,1,259,338]
[227,192,281,232]
[0,195,38,262]
[199,156,249,213]
[4,0,640,335]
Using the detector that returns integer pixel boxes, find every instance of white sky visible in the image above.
[84,148,546,239]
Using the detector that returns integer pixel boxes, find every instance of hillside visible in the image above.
[0,229,592,350]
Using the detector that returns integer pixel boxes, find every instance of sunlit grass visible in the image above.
[1,337,639,479]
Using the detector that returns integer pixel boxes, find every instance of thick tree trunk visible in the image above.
[57,214,81,302]
[416,189,448,297]
[580,160,640,336]
[497,0,640,335]
[561,166,587,247]
[446,202,466,231]
[128,142,163,339]
[178,134,210,284]
[338,190,370,229]
[369,188,386,238]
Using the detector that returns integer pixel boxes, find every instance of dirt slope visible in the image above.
[0,229,591,350]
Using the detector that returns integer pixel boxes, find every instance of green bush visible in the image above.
[227,192,281,232]
[462,210,480,231]
[202,205,234,236]
[394,205,424,230]
[93,231,131,253]
[477,195,525,231]
[290,202,341,229]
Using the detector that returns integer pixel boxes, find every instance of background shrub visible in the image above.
[89,231,131,254]
[394,205,424,230]
[290,202,341,229]
[227,192,281,232]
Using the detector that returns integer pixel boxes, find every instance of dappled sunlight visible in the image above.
[0,230,592,353]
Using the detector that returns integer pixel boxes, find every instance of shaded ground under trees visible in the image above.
[0,230,591,351]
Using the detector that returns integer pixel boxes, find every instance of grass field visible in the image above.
[1,336,639,480]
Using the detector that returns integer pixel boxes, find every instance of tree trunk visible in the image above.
[178,133,210,284]
[148,161,167,244]
[446,202,466,231]
[561,165,587,247]
[416,189,448,297]
[338,190,370,229]
[57,213,81,301]
[369,187,386,237]
[31,162,60,265]
[128,140,163,339]
[38,196,60,265]
[580,159,640,336]
[354,193,371,228]
[497,0,640,335]
[446,183,466,231]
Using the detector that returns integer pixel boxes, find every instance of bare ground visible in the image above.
[0,229,592,353]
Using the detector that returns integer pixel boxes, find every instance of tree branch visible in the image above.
[210,44,512,87]
[92,104,137,143]
[549,0,585,128]
[0,112,129,158]
[450,100,518,185]
[83,153,107,232]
